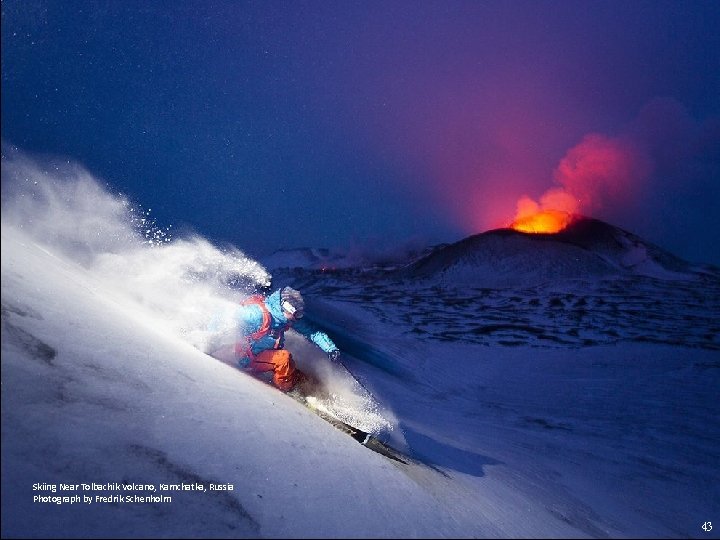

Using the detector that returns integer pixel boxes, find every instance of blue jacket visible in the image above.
[235,289,337,363]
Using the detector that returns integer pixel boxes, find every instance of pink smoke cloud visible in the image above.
[510,132,653,231]
[552,133,653,213]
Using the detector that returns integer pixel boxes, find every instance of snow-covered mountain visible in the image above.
[282,217,719,353]
[260,247,344,271]
[261,243,442,273]
[402,217,717,286]
[2,169,719,539]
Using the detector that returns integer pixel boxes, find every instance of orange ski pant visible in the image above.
[249,349,298,391]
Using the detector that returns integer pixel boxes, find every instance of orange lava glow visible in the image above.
[510,209,575,234]
[503,132,649,236]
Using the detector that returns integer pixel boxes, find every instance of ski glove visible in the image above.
[327,349,340,363]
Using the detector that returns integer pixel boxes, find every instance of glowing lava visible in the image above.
[510,209,575,234]
[504,132,650,235]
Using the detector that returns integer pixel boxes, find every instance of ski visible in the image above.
[286,390,409,464]
[217,354,415,465]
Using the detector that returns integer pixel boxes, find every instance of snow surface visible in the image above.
[2,158,719,539]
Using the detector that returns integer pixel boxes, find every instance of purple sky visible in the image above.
[2,1,719,264]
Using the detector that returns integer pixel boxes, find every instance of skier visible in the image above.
[235,286,340,392]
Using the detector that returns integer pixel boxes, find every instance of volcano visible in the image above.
[402,216,714,287]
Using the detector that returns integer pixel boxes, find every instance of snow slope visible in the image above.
[2,163,719,538]
[1,226,471,538]
[401,217,716,287]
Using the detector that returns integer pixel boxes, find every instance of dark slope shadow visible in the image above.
[400,423,503,477]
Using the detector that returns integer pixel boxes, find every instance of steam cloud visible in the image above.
[512,97,718,262]
[515,133,653,221]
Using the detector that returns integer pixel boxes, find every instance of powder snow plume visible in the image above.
[511,133,652,233]
[0,145,270,350]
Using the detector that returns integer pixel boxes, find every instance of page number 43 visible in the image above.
[703,522,712,532]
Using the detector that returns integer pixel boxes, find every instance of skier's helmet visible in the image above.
[280,287,304,319]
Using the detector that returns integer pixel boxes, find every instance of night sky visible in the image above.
[2,1,719,264]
